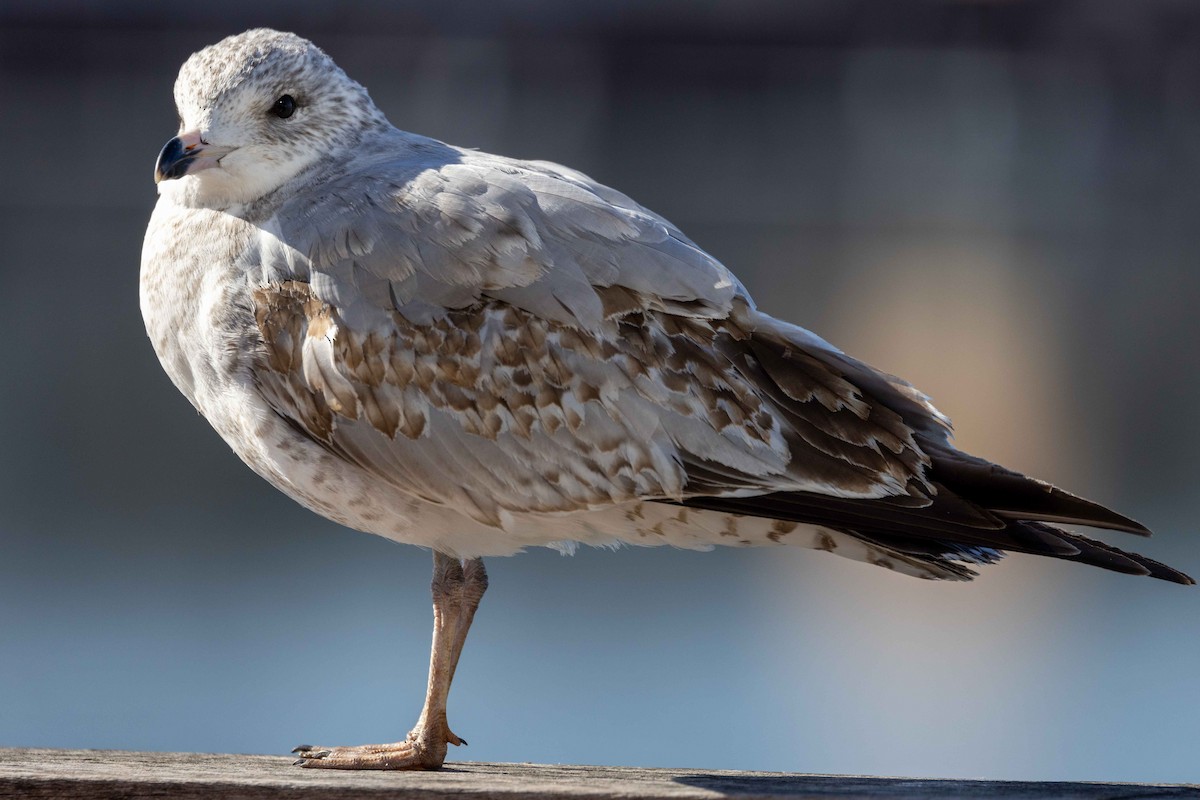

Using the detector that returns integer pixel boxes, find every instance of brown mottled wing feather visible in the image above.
[250,139,1191,584]
[248,141,947,525]
[676,324,1194,585]
[250,278,936,526]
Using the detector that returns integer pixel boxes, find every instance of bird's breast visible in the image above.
[140,199,261,412]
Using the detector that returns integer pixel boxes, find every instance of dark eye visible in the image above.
[271,94,297,119]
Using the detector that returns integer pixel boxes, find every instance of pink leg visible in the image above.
[293,551,488,769]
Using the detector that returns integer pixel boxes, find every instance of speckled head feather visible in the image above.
[164,28,387,209]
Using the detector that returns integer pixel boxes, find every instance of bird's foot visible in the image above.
[292,724,465,770]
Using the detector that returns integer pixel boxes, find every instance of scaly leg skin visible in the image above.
[293,551,488,769]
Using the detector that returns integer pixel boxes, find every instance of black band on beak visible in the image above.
[154,136,195,183]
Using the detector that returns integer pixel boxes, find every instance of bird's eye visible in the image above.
[271,94,297,119]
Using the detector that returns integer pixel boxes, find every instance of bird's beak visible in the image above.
[154,130,236,183]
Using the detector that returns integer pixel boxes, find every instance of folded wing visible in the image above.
[248,137,1192,584]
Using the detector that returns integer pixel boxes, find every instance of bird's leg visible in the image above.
[408,553,488,753]
[293,551,488,770]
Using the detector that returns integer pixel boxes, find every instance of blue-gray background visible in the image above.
[2,0,1199,784]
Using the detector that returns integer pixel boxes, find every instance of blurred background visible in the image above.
[2,0,1199,784]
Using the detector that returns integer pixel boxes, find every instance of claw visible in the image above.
[292,744,314,754]
[292,758,306,767]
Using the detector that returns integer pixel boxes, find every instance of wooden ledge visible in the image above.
[0,748,1195,799]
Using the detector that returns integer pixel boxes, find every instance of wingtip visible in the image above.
[1049,489,1153,536]
[1012,483,1155,536]
[993,505,1154,537]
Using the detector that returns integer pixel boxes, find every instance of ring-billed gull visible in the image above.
[141,28,1193,770]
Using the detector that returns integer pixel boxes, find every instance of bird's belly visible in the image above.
[195,383,945,579]
[187,381,552,555]
[192,384,710,553]
[203,389,798,551]
[192,382,430,541]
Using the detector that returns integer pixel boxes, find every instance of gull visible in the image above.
[141,29,1193,770]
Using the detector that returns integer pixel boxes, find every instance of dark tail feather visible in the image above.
[733,329,1184,581]
[857,519,1194,585]
[670,449,1193,584]
[677,490,1084,558]
[1032,524,1195,585]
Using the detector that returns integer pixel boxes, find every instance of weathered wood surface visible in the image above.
[0,749,1196,799]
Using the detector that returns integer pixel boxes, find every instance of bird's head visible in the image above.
[155,28,385,209]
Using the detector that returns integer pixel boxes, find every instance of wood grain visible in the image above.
[0,748,1196,799]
